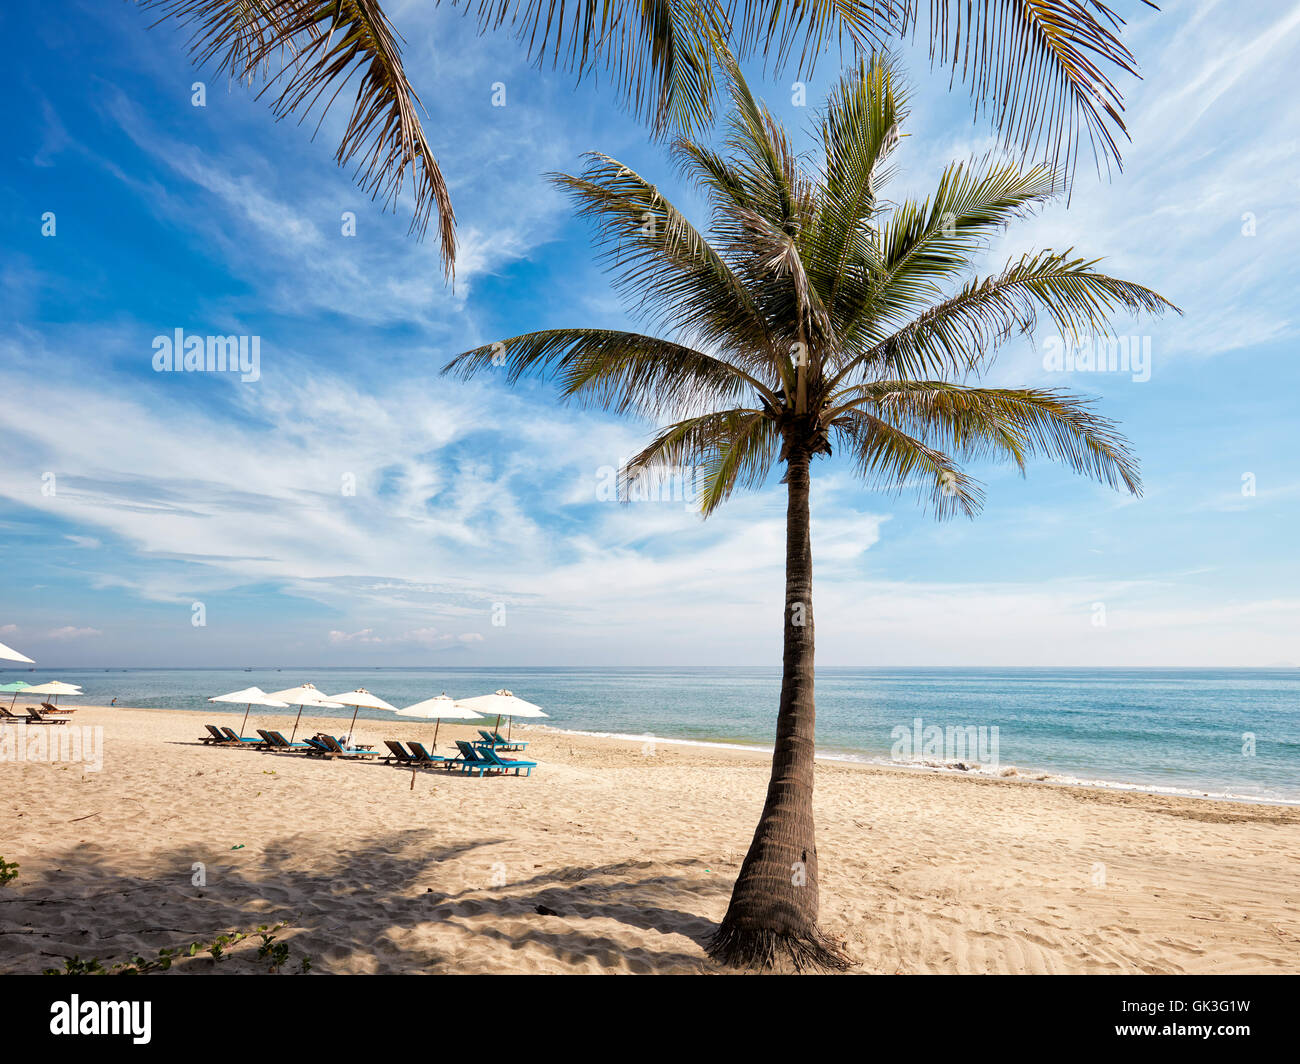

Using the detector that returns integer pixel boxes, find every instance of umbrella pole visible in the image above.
[433,719,440,750]
[348,706,360,744]
[290,704,305,743]
[240,702,251,737]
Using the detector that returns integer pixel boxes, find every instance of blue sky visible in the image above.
[1,0,1297,668]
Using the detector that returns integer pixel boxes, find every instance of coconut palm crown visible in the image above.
[445,52,1177,970]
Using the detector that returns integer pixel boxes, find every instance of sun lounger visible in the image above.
[200,724,231,744]
[476,745,537,777]
[40,702,75,715]
[25,707,69,726]
[476,729,528,752]
[406,741,451,767]
[257,728,311,751]
[316,734,378,759]
[449,740,503,777]
[219,726,261,746]
[455,739,533,777]
[383,739,418,764]
[0,705,22,721]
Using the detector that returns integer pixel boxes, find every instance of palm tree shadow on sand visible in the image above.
[0,831,727,974]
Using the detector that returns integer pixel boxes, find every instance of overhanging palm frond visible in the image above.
[922,0,1157,178]
[833,250,1179,381]
[442,328,773,419]
[142,0,456,275]
[450,0,720,136]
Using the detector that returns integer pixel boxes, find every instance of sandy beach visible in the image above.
[2,705,1297,975]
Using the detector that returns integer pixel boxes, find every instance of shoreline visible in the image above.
[534,724,1300,809]
[56,702,1297,810]
[25,702,1294,806]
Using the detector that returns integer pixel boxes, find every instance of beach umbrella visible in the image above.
[453,689,547,739]
[0,640,34,664]
[0,681,31,710]
[267,683,346,743]
[394,693,483,749]
[20,680,84,709]
[327,689,397,744]
[207,686,289,737]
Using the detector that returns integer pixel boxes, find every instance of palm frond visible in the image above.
[835,154,1060,341]
[450,0,720,136]
[922,0,1157,179]
[832,407,984,518]
[832,250,1178,382]
[808,51,909,317]
[836,381,1142,494]
[442,328,772,419]
[143,0,456,275]
[551,154,775,364]
[624,407,779,515]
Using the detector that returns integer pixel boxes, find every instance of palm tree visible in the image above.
[139,0,1156,276]
[443,51,1176,970]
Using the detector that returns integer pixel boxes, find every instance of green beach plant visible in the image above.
[445,50,1176,970]
[139,0,1154,277]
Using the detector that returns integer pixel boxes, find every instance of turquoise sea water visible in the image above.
[6,666,1297,803]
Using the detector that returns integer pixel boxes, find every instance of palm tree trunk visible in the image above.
[707,442,850,972]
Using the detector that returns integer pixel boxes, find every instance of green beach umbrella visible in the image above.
[0,681,31,710]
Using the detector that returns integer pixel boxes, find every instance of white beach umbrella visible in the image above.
[327,689,397,743]
[208,686,289,737]
[20,680,84,709]
[454,689,547,739]
[0,640,35,664]
[267,683,346,743]
[394,692,483,749]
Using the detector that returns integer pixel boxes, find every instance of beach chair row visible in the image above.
[198,725,536,776]
[0,703,76,725]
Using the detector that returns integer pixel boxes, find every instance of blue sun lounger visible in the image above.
[406,741,451,767]
[476,729,529,752]
[257,729,311,751]
[476,745,537,777]
[201,724,230,744]
[220,726,262,746]
[313,734,378,759]
[451,740,502,777]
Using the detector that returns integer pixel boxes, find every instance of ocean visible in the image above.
[7,666,1297,804]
